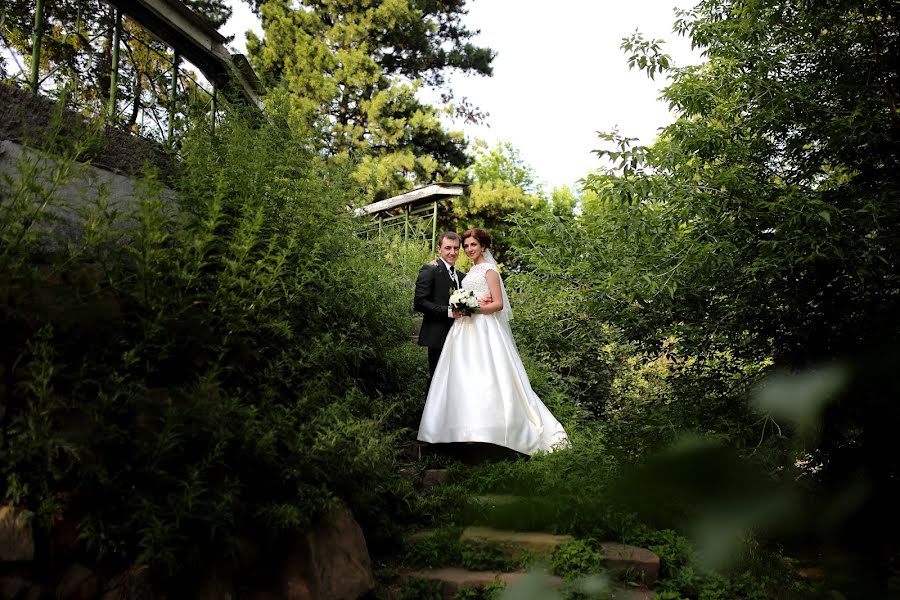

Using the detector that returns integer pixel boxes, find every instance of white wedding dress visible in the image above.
[417,261,570,456]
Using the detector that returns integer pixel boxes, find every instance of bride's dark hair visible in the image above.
[462,228,492,249]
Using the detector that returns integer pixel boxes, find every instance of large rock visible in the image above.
[0,576,42,600]
[101,564,154,600]
[0,506,34,562]
[195,560,234,600]
[51,510,83,568]
[279,506,374,600]
[56,563,100,600]
[0,576,29,600]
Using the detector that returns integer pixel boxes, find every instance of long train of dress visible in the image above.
[417,263,569,456]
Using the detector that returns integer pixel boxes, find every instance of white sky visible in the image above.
[221,0,702,192]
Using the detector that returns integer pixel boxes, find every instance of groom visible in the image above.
[414,231,466,377]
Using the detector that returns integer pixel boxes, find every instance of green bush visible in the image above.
[457,426,632,536]
[0,110,422,573]
[403,526,515,572]
[549,539,605,579]
[454,580,506,600]
[403,526,465,568]
[400,576,443,600]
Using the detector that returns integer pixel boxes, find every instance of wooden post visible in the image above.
[404,207,410,242]
[30,0,45,93]
[167,51,180,146]
[107,8,122,122]
[210,85,217,132]
[431,200,438,251]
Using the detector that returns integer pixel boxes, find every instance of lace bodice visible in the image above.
[461,262,499,300]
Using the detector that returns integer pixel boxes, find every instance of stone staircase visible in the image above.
[394,443,661,599]
[402,523,658,599]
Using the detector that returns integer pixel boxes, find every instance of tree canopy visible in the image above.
[247,0,494,200]
[506,2,899,589]
[583,0,900,366]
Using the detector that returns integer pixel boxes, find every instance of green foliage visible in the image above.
[549,539,605,580]
[607,0,900,367]
[0,111,422,573]
[448,142,569,259]
[404,527,465,568]
[403,526,513,572]
[614,3,898,589]
[413,480,471,528]
[624,525,815,599]
[248,0,493,199]
[455,580,506,600]
[400,576,443,600]
[460,543,510,572]
[456,429,633,537]
[470,142,541,196]
[505,7,900,571]
[504,261,624,420]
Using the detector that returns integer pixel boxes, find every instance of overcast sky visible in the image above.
[221,0,703,192]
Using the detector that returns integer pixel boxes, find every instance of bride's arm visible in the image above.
[479,270,505,315]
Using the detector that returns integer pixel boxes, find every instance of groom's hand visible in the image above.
[451,309,463,318]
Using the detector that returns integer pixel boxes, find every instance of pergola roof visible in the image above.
[355,182,466,216]
[106,0,264,108]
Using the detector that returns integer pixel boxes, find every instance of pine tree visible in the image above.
[247,0,494,200]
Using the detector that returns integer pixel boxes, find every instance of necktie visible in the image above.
[449,266,459,288]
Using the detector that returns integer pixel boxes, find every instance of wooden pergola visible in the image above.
[25,0,264,116]
[355,183,466,249]
[104,0,264,109]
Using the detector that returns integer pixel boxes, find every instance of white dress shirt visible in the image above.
[440,258,458,317]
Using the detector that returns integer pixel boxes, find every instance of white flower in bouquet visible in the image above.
[449,288,479,315]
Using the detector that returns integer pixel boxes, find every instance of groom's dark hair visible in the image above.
[437,231,460,246]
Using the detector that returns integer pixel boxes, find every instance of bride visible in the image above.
[417,228,570,456]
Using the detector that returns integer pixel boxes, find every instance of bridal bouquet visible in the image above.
[449,288,479,315]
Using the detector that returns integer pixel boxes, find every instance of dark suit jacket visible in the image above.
[414,262,465,348]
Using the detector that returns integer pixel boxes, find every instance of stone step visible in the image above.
[397,465,451,490]
[460,526,572,554]
[459,527,660,586]
[406,526,660,587]
[400,568,653,600]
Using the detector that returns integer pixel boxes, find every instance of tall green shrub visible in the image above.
[0,110,421,573]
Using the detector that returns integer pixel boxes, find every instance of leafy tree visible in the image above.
[509,0,899,591]
[470,141,541,195]
[547,185,578,217]
[246,0,494,200]
[592,1,900,366]
[444,142,548,258]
